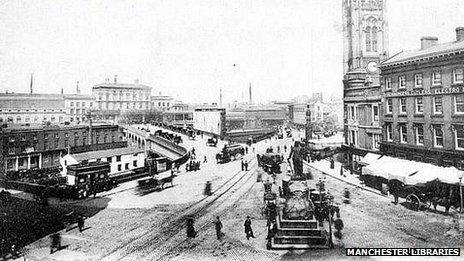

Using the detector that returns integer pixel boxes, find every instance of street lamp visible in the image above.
[458,171,464,214]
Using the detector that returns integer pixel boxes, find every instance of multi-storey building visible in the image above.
[379,27,464,170]
[0,93,95,124]
[152,94,174,111]
[0,93,67,124]
[92,76,152,120]
[193,107,226,137]
[342,0,388,171]
[63,94,95,123]
[0,123,124,173]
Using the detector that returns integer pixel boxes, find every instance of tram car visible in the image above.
[66,162,116,199]
[257,153,283,174]
[216,144,245,164]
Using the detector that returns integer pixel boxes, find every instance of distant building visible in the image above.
[152,94,174,111]
[193,107,226,137]
[0,123,124,174]
[61,146,144,178]
[63,94,95,123]
[379,27,464,170]
[92,76,152,121]
[291,101,324,127]
[0,93,67,124]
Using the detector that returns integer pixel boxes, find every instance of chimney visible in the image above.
[420,36,438,50]
[114,75,118,84]
[76,81,80,94]
[456,27,464,42]
[61,88,64,94]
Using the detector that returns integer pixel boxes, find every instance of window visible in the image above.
[350,130,357,146]
[107,157,112,163]
[125,163,129,170]
[386,123,393,141]
[373,134,381,149]
[90,102,93,107]
[55,133,59,139]
[51,116,55,122]
[414,74,423,87]
[400,125,407,143]
[371,27,378,52]
[44,134,49,140]
[8,147,15,155]
[385,77,392,90]
[25,117,30,122]
[400,98,407,114]
[133,160,137,167]
[415,125,424,145]
[350,106,356,120]
[65,132,69,138]
[433,96,443,114]
[398,76,406,89]
[372,105,379,121]
[415,97,423,113]
[456,127,464,149]
[82,102,86,107]
[64,140,68,147]
[70,109,74,114]
[365,26,371,52]
[433,126,443,147]
[453,68,463,84]
[70,102,74,107]
[455,95,464,114]
[158,102,161,107]
[16,116,21,122]
[386,99,393,114]
[118,164,122,171]
[116,155,121,162]
[432,71,442,86]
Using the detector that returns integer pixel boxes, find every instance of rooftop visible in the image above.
[381,40,464,67]
[93,82,152,90]
[69,146,144,162]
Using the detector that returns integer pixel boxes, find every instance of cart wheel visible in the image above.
[406,194,420,211]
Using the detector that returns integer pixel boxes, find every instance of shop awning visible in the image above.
[362,155,464,185]
[359,153,382,166]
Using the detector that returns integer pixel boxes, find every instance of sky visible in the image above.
[0,0,463,105]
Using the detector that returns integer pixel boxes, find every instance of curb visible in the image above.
[303,161,387,197]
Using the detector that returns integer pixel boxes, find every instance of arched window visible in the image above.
[372,27,378,52]
[365,26,371,52]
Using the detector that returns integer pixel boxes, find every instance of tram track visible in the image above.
[100,158,258,261]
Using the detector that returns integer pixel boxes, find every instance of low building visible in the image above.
[379,27,464,170]
[0,123,124,174]
[60,146,145,177]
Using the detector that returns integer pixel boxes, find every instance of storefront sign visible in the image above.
[385,86,464,98]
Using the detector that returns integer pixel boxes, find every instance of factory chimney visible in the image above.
[30,73,34,94]
[249,83,252,104]
[76,81,80,94]
[114,75,118,84]
[219,88,223,107]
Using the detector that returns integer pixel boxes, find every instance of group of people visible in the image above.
[241,159,249,171]
[186,216,256,241]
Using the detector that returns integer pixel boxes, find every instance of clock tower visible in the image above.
[342,0,389,171]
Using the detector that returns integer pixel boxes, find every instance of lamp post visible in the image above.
[458,171,464,214]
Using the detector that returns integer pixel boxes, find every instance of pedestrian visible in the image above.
[245,147,249,154]
[50,233,61,254]
[214,216,223,240]
[244,216,255,240]
[241,159,245,171]
[192,147,196,156]
[334,212,344,239]
[284,145,287,152]
[186,218,197,238]
[244,160,248,171]
[252,147,255,153]
[204,156,207,163]
[77,215,85,232]
[340,165,344,176]
[10,244,18,259]
[277,146,280,153]
[330,157,335,169]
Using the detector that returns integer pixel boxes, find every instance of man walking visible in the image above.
[214,216,223,240]
[244,216,255,240]
[77,215,85,232]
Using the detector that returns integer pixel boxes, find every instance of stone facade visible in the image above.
[342,0,388,171]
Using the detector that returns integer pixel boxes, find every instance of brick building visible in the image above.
[379,27,464,170]
[0,123,124,173]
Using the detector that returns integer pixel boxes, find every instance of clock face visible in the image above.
[367,61,378,73]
